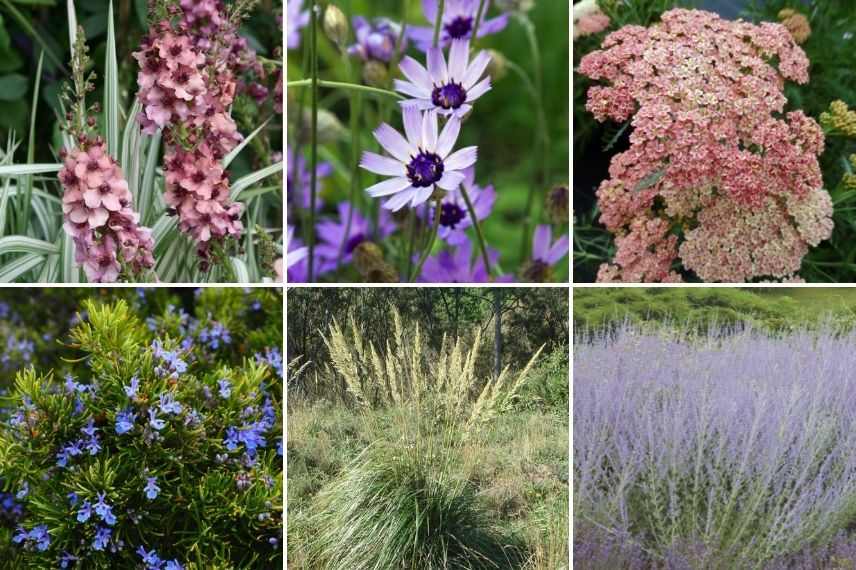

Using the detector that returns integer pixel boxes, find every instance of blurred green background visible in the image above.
[287,0,569,281]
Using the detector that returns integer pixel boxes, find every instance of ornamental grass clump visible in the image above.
[0,297,283,568]
[299,307,543,569]
[574,325,856,567]
[579,9,833,283]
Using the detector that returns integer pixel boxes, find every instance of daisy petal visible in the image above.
[410,186,434,208]
[436,170,466,191]
[448,39,469,80]
[403,106,423,147]
[444,146,478,171]
[546,235,570,265]
[479,14,510,36]
[399,56,434,92]
[366,177,412,197]
[374,123,414,163]
[466,77,491,102]
[422,110,439,152]
[360,152,406,176]
[384,188,418,211]
[532,225,551,260]
[394,79,431,100]
[463,50,491,89]
[436,116,462,158]
[427,47,448,83]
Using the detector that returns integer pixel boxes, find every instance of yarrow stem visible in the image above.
[286,79,404,99]
[459,185,492,278]
[432,0,446,48]
[411,200,442,282]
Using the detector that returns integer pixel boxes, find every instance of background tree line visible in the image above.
[287,287,569,388]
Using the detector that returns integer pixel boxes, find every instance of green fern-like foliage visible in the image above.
[0,294,282,568]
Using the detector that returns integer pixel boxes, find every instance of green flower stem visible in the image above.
[411,201,441,282]
[336,60,362,271]
[460,185,492,278]
[286,79,403,100]
[391,0,409,71]
[433,0,446,47]
[470,0,488,43]
[405,208,417,280]
[308,0,319,282]
[515,13,550,262]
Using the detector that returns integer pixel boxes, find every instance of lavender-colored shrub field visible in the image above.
[574,326,856,569]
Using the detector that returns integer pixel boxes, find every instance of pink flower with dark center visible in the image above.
[59,141,154,283]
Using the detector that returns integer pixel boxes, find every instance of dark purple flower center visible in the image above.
[522,260,551,283]
[431,82,467,110]
[345,233,366,254]
[439,202,466,229]
[406,152,444,188]
[445,16,473,39]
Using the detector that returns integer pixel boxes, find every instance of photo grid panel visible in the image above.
[285,286,570,569]
[0,287,284,568]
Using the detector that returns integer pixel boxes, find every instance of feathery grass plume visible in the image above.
[301,304,545,568]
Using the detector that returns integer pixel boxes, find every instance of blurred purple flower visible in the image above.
[431,166,495,245]
[531,225,568,266]
[361,108,477,211]
[314,202,396,266]
[349,17,405,62]
[409,0,509,50]
[396,39,491,118]
[287,148,331,212]
[418,240,511,282]
[287,0,310,49]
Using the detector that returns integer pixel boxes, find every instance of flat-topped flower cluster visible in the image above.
[579,9,833,282]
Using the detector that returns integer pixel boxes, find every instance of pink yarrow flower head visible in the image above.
[396,39,491,118]
[409,0,509,51]
[579,8,831,282]
[360,107,477,211]
[59,140,155,283]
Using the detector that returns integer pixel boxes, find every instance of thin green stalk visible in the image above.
[411,201,441,282]
[336,57,362,270]
[390,0,408,71]
[404,209,417,279]
[308,0,319,282]
[470,0,488,43]
[460,185,491,278]
[19,50,44,236]
[433,0,446,47]
[516,13,550,262]
[287,79,403,99]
